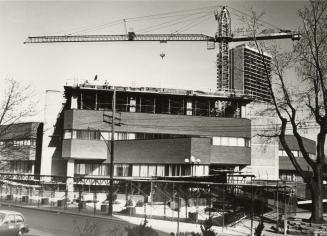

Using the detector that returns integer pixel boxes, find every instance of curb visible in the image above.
[0,202,127,224]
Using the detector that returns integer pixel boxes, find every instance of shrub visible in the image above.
[125,219,159,236]
[136,200,144,207]
[126,199,134,207]
[200,217,217,236]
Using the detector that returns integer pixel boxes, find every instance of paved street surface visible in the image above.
[0,205,165,236]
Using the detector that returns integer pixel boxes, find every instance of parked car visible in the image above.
[0,210,29,236]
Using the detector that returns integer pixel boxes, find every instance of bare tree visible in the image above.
[0,78,38,171]
[244,0,327,223]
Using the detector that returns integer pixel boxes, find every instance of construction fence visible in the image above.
[0,174,298,229]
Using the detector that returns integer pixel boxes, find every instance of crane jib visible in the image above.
[24,32,299,44]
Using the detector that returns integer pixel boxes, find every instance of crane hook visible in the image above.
[160,40,167,59]
[160,52,165,59]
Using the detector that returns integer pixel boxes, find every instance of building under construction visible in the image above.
[45,82,253,179]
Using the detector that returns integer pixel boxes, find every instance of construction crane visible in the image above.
[24,6,300,91]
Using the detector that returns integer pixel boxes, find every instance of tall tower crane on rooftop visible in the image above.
[24,6,300,91]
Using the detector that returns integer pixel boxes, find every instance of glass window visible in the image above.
[114,164,130,177]
[292,151,299,157]
[100,132,109,140]
[76,130,89,140]
[91,164,100,175]
[64,130,72,139]
[31,139,36,146]
[148,165,156,177]
[128,133,136,140]
[72,130,77,139]
[85,164,91,175]
[229,138,238,146]
[212,137,221,146]
[79,164,85,175]
[140,165,148,177]
[8,215,15,223]
[237,138,245,147]
[221,137,229,146]
[132,165,140,177]
[90,131,100,140]
[156,165,165,176]
[15,215,24,223]
[100,164,109,176]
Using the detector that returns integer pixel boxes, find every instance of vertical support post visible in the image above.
[276,181,279,233]
[182,98,185,115]
[284,188,287,235]
[38,189,40,208]
[93,191,97,215]
[80,91,83,109]
[64,188,68,210]
[95,91,98,110]
[208,100,211,117]
[78,187,82,212]
[125,182,128,205]
[222,186,225,232]
[126,95,129,112]
[0,184,2,202]
[153,97,156,113]
[168,98,171,114]
[109,88,116,216]
[139,96,142,112]
[172,182,175,220]
[164,183,167,220]
[177,195,180,235]
[250,177,254,236]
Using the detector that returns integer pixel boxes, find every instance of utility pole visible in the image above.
[108,88,116,216]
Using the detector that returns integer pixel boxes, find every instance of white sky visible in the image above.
[0,1,306,122]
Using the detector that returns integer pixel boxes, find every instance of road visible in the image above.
[0,205,167,236]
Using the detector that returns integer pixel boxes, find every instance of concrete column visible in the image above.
[40,90,64,178]
[66,159,75,197]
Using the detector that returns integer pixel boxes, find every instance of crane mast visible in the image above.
[215,6,232,91]
[24,6,300,91]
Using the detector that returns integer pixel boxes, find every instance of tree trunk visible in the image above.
[309,170,324,223]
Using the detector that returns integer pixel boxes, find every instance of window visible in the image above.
[91,164,100,175]
[148,165,156,177]
[64,130,72,139]
[100,132,109,140]
[292,151,299,157]
[15,215,24,223]
[89,131,100,140]
[132,165,140,177]
[79,164,86,175]
[140,165,148,177]
[157,165,165,176]
[8,215,15,223]
[114,164,130,177]
[212,137,247,147]
[221,137,229,146]
[76,130,89,140]
[72,130,77,139]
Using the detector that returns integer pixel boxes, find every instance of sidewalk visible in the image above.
[0,200,286,236]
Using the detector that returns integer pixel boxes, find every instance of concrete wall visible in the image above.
[62,137,251,166]
[244,102,279,180]
[64,109,251,138]
[41,90,64,176]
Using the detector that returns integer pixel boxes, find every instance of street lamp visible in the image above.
[184,156,201,176]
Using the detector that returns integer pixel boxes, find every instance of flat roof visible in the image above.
[65,83,254,100]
